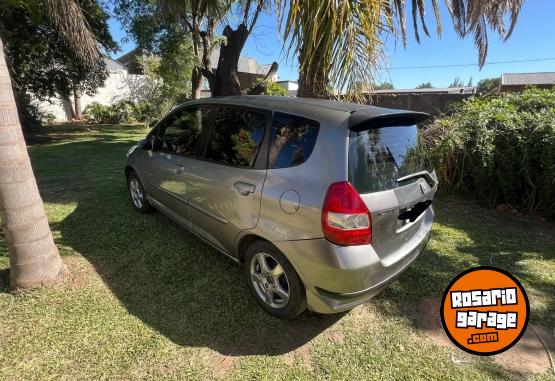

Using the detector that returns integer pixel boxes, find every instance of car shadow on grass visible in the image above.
[53,177,342,356]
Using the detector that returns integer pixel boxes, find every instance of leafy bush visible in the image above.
[247,80,288,96]
[14,92,43,131]
[83,101,135,124]
[130,91,175,124]
[42,113,56,124]
[131,53,190,124]
[423,88,555,219]
[265,82,288,96]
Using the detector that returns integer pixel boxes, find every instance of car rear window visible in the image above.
[269,112,319,169]
[348,124,432,193]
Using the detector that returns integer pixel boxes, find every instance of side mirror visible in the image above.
[137,139,152,150]
[148,119,159,128]
[150,135,163,151]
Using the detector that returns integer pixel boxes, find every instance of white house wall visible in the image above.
[34,70,152,122]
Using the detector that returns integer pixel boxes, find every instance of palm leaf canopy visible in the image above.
[279,0,522,97]
[42,0,101,66]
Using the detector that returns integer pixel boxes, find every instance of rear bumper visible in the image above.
[273,207,433,314]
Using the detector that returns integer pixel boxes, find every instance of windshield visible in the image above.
[348,125,433,193]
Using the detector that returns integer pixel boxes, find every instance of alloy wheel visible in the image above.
[250,252,290,308]
[129,178,143,208]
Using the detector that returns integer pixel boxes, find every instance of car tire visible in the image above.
[127,171,155,214]
[244,241,307,319]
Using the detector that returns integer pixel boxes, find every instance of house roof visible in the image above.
[104,57,126,72]
[501,72,555,86]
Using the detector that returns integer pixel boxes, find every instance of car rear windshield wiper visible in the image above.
[396,171,436,188]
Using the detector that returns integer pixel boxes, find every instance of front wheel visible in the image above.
[127,171,154,213]
[244,241,307,319]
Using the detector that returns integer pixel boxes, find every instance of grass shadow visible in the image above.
[0,268,9,293]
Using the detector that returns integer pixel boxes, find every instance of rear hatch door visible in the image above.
[348,112,437,263]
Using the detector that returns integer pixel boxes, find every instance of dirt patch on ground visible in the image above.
[283,343,314,371]
[326,330,345,344]
[416,297,554,377]
[296,344,314,370]
[60,256,106,290]
[493,326,555,377]
[416,297,455,348]
[211,353,236,379]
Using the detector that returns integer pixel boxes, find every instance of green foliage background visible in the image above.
[0,0,117,128]
[477,77,501,93]
[83,101,135,124]
[424,88,555,219]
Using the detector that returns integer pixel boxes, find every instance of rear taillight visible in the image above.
[321,182,372,246]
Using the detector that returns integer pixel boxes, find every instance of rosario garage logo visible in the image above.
[440,266,529,355]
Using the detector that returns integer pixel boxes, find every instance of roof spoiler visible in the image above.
[348,108,430,132]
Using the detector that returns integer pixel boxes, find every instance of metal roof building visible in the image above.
[500,72,555,92]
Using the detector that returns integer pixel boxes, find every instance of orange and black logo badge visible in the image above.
[440,266,529,355]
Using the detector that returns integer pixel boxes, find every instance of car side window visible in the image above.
[158,107,211,156]
[204,107,266,168]
[269,112,320,169]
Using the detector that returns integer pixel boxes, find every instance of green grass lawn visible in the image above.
[0,123,554,380]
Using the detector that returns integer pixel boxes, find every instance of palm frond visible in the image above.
[156,0,230,26]
[42,0,99,66]
[279,0,394,101]
[445,0,523,67]
[280,0,523,101]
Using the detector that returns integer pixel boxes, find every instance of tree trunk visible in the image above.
[73,86,83,120]
[297,42,330,99]
[69,98,77,120]
[212,24,249,97]
[191,67,202,99]
[0,37,66,290]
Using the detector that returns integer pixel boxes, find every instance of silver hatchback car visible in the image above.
[125,96,437,318]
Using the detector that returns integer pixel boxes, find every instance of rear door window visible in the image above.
[204,107,266,168]
[348,125,432,193]
[269,112,319,168]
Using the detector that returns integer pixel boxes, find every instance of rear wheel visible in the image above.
[244,241,306,319]
[127,171,154,213]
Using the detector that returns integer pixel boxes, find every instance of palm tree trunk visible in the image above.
[73,86,83,120]
[0,37,66,290]
[297,42,330,99]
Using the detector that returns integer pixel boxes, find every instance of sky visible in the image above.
[108,0,555,89]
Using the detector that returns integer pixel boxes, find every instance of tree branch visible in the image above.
[247,61,279,95]
[201,67,216,90]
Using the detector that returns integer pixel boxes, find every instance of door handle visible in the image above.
[172,166,185,175]
[234,181,256,196]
